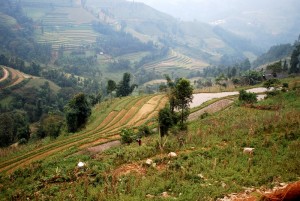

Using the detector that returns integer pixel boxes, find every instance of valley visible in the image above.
[0,0,299,200]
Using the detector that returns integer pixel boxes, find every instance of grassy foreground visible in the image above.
[0,79,300,200]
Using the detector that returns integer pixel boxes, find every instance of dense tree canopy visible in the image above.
[116,73,137,97]
[158,107,174,137]
[65,93,91,133]
[174,78,193,127]
[0,110,30,147]
[289,44,300,74]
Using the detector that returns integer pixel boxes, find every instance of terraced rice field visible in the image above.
[24,2,101,51]
[37,28,100,50]
[143,50,208,73]
[0,94,168,174]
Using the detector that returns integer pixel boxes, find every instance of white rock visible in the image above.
[243,147,255,155]
[198,174,205,179]
[168,152,177,157]
[77,162,85,168]
[145,159,153,165]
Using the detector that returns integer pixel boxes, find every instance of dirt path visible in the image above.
[0,67,9,82]
[188,99,234,121]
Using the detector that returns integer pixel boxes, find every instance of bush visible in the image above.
[120,128,137,144]
[282,83,289,88]
[266,90,281,97]
[137,125,152,137]
[238,90,257,104]
[263,79,281,89]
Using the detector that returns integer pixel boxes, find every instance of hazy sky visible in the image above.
[133,0,299,22]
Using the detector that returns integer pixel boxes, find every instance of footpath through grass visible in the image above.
[0,78,299,200]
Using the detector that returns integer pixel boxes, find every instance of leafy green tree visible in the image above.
[116,73,137,97]
[0,113,14,147]
[243,70,263,85]
[107,79,116,100]
[120,128,136,144]
[11,110,30,141]
[174,78,193,128]
[89,93,102,106]
[0,111,30,147]
[65,93,91,133]
[158,107,174,137]
[38,114,64,139]
[266,61,282,74]
[263,79,281,89]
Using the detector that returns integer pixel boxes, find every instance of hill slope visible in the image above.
[10,0,261,67]
[0,77,299,200]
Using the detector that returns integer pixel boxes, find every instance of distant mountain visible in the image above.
[86,0,261,64]
[0,0,260,65]
[137,0,300,50]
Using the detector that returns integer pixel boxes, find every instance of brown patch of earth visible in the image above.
[87,140,121,154]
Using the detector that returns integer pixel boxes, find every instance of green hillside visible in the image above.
[0,77,299,200]
[6,0,261,75]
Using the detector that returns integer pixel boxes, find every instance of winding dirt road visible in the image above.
[0,67,9,82]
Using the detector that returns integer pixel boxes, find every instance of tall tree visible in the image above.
[164,74,176,113]
[174,78,193,128]
[289,44,300,74]
[107,79,116,101]
[65,93,91,133]
[0,111,30,147]
[0,113,14,147]
[116,73,137,97]
[158,107,174,138]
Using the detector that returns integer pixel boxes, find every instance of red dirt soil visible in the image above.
[261,181,300,201]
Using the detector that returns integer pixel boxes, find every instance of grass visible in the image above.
[0,78,299,200]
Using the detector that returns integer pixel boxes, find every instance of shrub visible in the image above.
[266,90,281,97]
[120,128,137,144]
[263,79,281,89]
[238,90,257,104]
[137,125,152,137]
[282,83,289,88]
